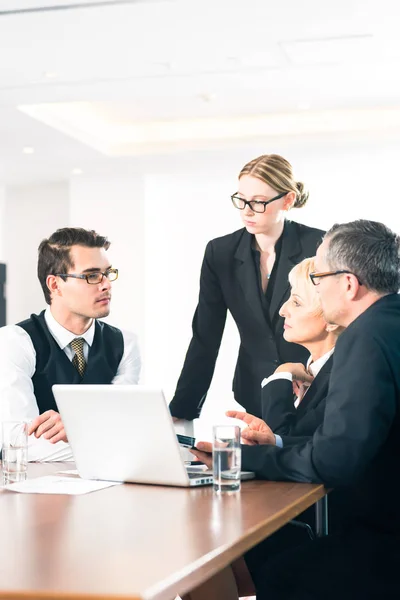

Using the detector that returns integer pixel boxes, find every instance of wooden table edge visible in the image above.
[0,484,328,600]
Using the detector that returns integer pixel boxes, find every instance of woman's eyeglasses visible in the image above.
[231,192,287,214]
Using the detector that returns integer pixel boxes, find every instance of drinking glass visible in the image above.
[212,425,241,493]
[2,421,28,485]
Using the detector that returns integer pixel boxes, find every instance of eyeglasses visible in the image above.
[55,268,119,285]
[309,270,363,286]
[231,192,287,213]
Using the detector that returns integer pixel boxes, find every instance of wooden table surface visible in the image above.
[0,462,326,600]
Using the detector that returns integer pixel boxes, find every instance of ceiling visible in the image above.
[1,0,400,184]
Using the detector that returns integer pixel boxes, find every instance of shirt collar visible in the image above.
[306,347,334,378]
[44,307,95,350]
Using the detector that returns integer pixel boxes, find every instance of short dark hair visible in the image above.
[38,228,111,304]
[324,220,400,294]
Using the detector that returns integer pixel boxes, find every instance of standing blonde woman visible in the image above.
[170,154,324,421]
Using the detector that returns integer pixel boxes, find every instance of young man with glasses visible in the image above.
[0,227,140,461]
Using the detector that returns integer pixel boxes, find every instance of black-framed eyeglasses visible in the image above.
[309,270,363,286]
[231,192,287,213]
[55,268,119,285]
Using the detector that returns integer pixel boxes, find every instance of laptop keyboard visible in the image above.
[188,472,210,479]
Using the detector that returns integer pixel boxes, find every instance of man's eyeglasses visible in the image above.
[231,192,287,214]
[309,270,363,286]
[55,268,119,285]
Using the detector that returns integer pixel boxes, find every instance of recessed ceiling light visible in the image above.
[152,62,172,71]
[22,146,34,154]
[199,93,217,103]
[71,168,83,175]
[226,56,241,67]
[43,71,58,80]
[281,35,375,66]
[240,51,277,68]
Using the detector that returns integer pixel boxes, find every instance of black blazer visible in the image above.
[262,356,333,444]
[242,293,400,535]
[169,220,324,420]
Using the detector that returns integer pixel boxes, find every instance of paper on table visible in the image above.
[4,475,122,495]
[27,436,74,463]
[57,469,79,475]
[186,465,208,472]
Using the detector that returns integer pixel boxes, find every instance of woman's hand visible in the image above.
[275,363,314,384]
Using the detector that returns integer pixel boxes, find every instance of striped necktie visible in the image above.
[71,338,86,378]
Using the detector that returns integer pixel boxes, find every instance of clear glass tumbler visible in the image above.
[212,425,241,493]
[2,421,28,485]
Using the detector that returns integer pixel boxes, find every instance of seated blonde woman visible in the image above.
[229,255,343,447]
[191,257,343,599]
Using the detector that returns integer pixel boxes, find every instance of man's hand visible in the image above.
[190,441,213,469]
[274,363,314,384]
[190,411,278,468]
[226,410,276,445]
[28,410,68,444]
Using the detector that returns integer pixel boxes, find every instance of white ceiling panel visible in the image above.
[1,0,400,183]
[0,0,154,12]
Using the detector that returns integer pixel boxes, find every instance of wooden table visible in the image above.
[0,462,327,600]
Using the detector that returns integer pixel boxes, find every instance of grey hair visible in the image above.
[324,220,400,294]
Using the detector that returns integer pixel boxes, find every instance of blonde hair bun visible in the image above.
[239,154,309,210]
[294,181,309,208]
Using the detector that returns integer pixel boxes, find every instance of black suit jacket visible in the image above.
[169,220,324,419]
[262,356,333,444]
[242,294,400,535]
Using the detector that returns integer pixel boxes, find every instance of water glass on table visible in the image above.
[212,424,241,493]
[2,421,28,485]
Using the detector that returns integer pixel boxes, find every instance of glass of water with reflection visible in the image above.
[212,425,241,493]
[2,421,28,485]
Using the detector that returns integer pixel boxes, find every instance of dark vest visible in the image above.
[17,311,124,415]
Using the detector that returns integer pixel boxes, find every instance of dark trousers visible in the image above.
[254,528,400,600]
[244,505,316,585]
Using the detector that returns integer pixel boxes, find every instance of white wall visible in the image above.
[0,185,5,262]
[4,182,70,324]
[143,172,243,436]
[280,134,400,231]
[69,175,146,355]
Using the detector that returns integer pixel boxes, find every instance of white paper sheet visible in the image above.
[4,475,122,495]
[56,469,79,475]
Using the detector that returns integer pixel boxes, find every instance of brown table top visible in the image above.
[0,462,326,600]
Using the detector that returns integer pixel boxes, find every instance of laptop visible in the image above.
[53,384,216,487]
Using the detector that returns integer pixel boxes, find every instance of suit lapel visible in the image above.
[234,229,268,328]
[268,221,302,322]
[296,356,333,417]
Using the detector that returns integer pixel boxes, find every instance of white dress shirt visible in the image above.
[0,308,141,462]
[260,348,335,447]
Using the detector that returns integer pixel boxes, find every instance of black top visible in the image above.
[252,232,284,323]
[17,311,124,414]
[242,293,400,535]
[260,355,349,534]
[170,220,325,420]
[262,355,333,442]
